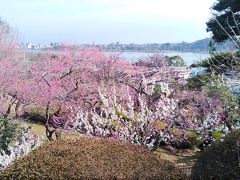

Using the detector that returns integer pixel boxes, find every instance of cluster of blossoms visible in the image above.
[69,80,225,149]
[0,44,228,150]
[0,126,42,170]
[69,83,172,149]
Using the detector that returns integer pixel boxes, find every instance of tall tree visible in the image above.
[206,0,240,46]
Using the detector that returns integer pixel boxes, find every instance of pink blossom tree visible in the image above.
[24,47,136,140]
[68,56,225,149]
[0,18,25,118]
[0,40,227,149]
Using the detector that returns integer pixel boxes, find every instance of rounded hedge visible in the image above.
[0,137,185,179]
[192,129,240,179]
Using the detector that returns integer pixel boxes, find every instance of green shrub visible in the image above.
[22,111,46,124]
[192,129,240,179]
[212,130,224,141]
[187,131,201,148]
[203,83,240,126]
[166,55,186,67]
[0,137,185,179]
[152,84,162,98]
[0,118,17,155]
[186,74,218,91]
[198,52,240,74]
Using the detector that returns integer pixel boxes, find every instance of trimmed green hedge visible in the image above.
[0,137,185,179]
[192,129,240,179]
[0,118,17,154]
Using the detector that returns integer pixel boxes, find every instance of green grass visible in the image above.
[18,120,82,142]
[154,148,199,165]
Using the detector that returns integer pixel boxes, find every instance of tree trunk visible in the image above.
[3,105,11,118]
[14,100,21,118]
[45,102,54,141]
[4,97,17,118]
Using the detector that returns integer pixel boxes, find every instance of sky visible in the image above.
[0,0,215,44]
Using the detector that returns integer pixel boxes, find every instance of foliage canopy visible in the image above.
[206,0,240,44]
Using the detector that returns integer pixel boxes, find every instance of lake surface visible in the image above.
[24,49,210,66]
[118,51,210,66]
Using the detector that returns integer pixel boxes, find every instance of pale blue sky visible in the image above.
[0,0,215,44]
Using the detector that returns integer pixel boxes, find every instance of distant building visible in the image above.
[27,43,35,49]
[25,43,43,49]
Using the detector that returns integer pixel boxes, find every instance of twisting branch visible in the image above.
[40,75,51,87]
[215,17,240,48]
[60,68,73,79]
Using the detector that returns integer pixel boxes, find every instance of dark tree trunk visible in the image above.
[45,102,54,141]
[14,100,21,118]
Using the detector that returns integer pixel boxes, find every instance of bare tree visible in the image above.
[0,17,17,62]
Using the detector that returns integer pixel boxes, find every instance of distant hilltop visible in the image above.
[20,38,236,53]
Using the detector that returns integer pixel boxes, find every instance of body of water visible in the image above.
[118,51,210,66]
[24,49,210,66]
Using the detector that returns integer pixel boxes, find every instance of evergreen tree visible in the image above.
[207,0,240,45]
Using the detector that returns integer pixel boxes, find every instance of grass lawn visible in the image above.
[154,148,199,165]
[16,119,82,141]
